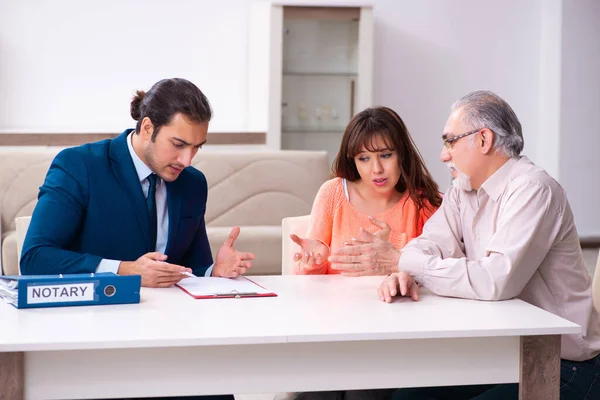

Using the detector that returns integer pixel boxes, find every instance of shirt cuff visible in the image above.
[96,259,121,274]
[398,250,427,284]
[205,264,214,277]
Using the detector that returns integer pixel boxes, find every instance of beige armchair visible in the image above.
[594,252,600,312]
[14,215,31,274]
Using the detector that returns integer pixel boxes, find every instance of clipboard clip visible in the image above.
[214,290,258,299]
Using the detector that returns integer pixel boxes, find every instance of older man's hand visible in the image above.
[378,271,419,303]
[328,228,401,276]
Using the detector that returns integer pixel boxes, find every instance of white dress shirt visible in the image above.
[399,156,600,361]
[97,133,213,276]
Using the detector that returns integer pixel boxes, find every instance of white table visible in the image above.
[0,275,580,400]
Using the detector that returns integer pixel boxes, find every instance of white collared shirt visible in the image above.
[399,156,600,361]
[97,133,213,276]
[126,132,169,254]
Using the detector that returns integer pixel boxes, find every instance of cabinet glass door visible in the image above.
[281,11,360,164]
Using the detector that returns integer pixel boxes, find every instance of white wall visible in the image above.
[1,0,598,234]
[370,0,543,190]
[0,0,251,133]
[559,0,600,237]
[537,0,562,180]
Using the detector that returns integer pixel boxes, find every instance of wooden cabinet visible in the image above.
[248,2,373,164]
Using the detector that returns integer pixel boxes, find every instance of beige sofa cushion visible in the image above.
[0,151,60,235]
[0,149,329,276]
[207,226,282,276]
[193,151,328,227]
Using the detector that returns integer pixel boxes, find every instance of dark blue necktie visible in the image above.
[146,173,157,250]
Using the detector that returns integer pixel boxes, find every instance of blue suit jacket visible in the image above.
[20,130,213,276]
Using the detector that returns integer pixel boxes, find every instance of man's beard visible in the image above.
[447,162,473,191]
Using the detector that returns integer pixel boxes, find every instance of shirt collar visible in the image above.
[126,132,153,183]
[479,156,521,202]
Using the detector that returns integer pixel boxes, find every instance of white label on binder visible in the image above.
[27,283,95,304]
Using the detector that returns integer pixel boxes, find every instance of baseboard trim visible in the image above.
[580,237,600,249]
[0,132,266,146]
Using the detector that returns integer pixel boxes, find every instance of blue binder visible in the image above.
[0,272,141,309]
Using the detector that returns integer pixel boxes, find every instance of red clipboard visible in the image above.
[176,276,277,299]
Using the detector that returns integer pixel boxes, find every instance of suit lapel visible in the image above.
[109,130,153,251]
[165,181,182,255]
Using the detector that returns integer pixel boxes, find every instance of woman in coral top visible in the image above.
[291,106,441,276]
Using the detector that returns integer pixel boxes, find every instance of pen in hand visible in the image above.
[181,271,196,278]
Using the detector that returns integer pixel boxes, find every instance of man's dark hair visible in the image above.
[130,78,212,140]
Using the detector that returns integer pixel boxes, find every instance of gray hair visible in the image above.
[452,90,524,157]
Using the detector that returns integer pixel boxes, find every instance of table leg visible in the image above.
[519,335,560,400]
[0,352,24,400]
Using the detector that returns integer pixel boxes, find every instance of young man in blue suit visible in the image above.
[21,78,254,290]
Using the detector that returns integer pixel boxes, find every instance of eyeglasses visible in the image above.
[442,128,483,150]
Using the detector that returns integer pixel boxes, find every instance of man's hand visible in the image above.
[378,271,419,303]
[290,234,330,270]
[213,226,255,278]
[118,252,191,288]
[328,228,401,276]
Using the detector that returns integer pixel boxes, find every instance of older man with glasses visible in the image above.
[329,90,600,399]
